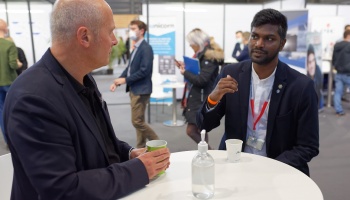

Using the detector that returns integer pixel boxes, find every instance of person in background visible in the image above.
[232,30,243,59]
[125,30,131,60]
[340,25,350,102]
[5,37,28,75]
[117,36,127,65]
[236,31,251,62]
[306,44,324,111]
[176,29,223,149]
[110,20,159,148]
[0,19,18,144]
[197,8,319,176]
[3,1,170,199]
[332,29,350,116]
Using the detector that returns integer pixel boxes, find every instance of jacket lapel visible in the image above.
[43,50,109,161]
[265,60,287,149]
[238,62,252,144]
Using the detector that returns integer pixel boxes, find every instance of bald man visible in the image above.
[0,19,18,144]
[3,1,170,199]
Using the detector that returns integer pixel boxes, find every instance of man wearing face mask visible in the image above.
[110,20,159,148]
[232,30,244,59]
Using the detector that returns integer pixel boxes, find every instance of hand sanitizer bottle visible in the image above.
[192,130,215,199]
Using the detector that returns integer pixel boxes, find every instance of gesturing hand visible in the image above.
[137,148,171,179]
[209,75,238,102]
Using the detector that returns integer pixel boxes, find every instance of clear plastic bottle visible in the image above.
[192,130,215,199]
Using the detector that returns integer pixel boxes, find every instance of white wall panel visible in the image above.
[224,4,262,61]
[30,3,52,65]
[282,0,305,10]
[263,1,281,10]
[7,2,34,67]
[184,3,224,58]
[337,5,350,27]
[0,3,6,20]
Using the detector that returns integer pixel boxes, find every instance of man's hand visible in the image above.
[137,148,170,179]
[176,61,185,75]
[130,148,146,159]
[209,75,238,102]
[109,78,126,92]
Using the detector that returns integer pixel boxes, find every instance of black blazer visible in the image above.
[197,60,319,176]
[4,49,149,200]
[120,39,153,95]
[231,42,242,59]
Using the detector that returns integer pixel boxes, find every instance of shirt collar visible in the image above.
[134,38,144,48]
[251,64,277,86]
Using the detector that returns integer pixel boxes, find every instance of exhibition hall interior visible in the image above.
[1,0,350,199]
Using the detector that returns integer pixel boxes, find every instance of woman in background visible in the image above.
[176,28,224,148]
[307,44,324,110]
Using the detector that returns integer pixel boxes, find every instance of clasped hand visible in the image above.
[135,148,171,179]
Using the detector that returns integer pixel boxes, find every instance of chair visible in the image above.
[151,85,172,122]
[0,153,13,200]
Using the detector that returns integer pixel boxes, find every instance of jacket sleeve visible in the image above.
[275,79,319,174]
[125,45,153,85]
[236,45,249,62]
[196,71,227,132]
[9,43,18,70]
[183,60,218,88]
[7,95,149,200]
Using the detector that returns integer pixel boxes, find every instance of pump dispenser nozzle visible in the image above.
[198,130,208,153]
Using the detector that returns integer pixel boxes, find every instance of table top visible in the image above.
[122,150,323,200]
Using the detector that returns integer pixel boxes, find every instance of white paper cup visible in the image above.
[225,139,243,163]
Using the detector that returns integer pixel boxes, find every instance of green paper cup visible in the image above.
[146,140,167,175]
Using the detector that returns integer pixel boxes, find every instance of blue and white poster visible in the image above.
[280,10,308,73]
[142,16,177,104]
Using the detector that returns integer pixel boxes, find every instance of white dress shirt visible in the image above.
[244,65,276,156]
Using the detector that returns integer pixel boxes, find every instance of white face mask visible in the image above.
[236,38,243,43]
[129,30,138,41]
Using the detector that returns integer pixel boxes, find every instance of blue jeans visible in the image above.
[333,74,350,113]
[0,85,11,143]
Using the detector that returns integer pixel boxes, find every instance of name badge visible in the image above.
[246,136,265,151]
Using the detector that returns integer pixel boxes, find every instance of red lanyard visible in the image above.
[250,99,269,131]
[250,82,272,131]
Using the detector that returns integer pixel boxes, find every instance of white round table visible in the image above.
[122,150,323,200]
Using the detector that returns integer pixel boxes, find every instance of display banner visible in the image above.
[309,16,344,61]
[142,16,177,104]
[280,10,308,73]
[306,32,324,109]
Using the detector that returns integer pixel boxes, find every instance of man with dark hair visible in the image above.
[332,29,350,116]
[232,30,243,59]
[197,8,319,176]
[110,20,159,148]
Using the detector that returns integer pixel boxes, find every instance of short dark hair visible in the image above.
[251,8,288,40]
[343,29,350,39]
[130,20,147,36]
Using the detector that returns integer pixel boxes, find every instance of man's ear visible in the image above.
[77,27,91,47]
[279,38,286,51]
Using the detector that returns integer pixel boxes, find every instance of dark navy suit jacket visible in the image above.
[231,42,242,59]
[4,49,149,200]
[120,39,153,95]
[235,45,250,62]
[197,60,319,176]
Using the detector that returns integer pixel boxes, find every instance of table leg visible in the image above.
[163,88,184,127]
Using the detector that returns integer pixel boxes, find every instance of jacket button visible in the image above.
[190,95,192,98]
[188,109,190,111]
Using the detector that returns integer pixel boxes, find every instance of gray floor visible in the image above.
[1,64,349,200]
